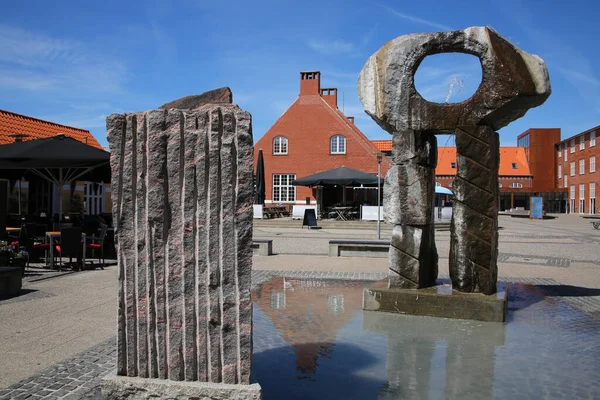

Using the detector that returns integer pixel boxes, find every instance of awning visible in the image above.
[435,186,453,195]
[0,134,111,217]
[292,166,383,187]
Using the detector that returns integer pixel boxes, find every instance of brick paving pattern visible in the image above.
[2,270,600,399]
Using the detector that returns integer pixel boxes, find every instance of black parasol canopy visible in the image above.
[254,149,265,204]
[0,134,111,217]
[292,166,383,187]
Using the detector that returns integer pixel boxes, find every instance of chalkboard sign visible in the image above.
[302,209,318,229]
[530,196,543,219]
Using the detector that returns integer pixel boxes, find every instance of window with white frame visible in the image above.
[564,144,568,161]
[570,139,575,153]
[591,156,596,173]
[590,183,596,215]
[580,135,585,150]
[564,175,568,188]
[558,164,562,178]
[83,182,105,215]
[509,182,523,188]
[498,182,502,188]
[272,174,296,202]
[570,161,575,176]
[435,182,441,187]
[570,185,575,214]
[591,131,596,147]
[558,146,561,158]
[330,135,346,154]
[580,183,586,213]
[580,158,585,175]
[272,136,288,155]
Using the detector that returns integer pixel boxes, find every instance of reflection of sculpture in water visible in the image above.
[358,27,551,294]
[363,311,505,399]
[252,277,364,375]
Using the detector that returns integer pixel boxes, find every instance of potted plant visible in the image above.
[0,240,9,267]
[12,248,29,276]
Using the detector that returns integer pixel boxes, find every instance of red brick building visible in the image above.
[555,125,599,214]
[254,71,390,206]
[255,71,595,214]
[372,128,568,212]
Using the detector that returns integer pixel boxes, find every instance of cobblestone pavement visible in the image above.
[2,271,600,400]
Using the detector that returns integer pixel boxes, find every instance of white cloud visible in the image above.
[0,24,129,94]
[0,25,82,67]
[308,39,356,55]
[381,5,452,31]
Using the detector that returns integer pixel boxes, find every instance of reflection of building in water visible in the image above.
[363,312,506,399]
[252,277,365,375]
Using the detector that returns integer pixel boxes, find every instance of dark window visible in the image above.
[451,162,456,169]
[512,162,518,169]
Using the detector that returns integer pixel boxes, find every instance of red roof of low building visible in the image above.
[0,109,102,149]
[371,140,392,152]
[372,141,532,176]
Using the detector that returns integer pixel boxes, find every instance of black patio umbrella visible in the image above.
[0,134,111,218]
[254,149,265,204]
[292,166,383,187]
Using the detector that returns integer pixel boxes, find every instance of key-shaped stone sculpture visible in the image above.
[358,26,550,294]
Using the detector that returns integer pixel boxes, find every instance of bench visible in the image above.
[329,240,390,258]
[0,267,22,299]
[252,239,273,256]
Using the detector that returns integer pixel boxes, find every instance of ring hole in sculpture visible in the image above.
[414,53,482,104]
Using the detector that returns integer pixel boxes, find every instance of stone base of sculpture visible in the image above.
[102,372,263,400]
[362,280,508,322]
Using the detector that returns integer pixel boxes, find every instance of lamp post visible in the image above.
[377,152,382,239]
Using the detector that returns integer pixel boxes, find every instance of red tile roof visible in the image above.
[372,141,532,176]
[371,140,392,152]
[0,109,102,149]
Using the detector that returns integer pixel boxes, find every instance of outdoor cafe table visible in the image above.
[330,206,353,221]
[263,206,287,218]
[45,231,86,270]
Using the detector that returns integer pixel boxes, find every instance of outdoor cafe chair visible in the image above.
[54,227,83,271]
[85,223,107,270]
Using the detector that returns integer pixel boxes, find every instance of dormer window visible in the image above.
[451,162,456,169]
[330,135,346,154]
[512,162,518,169]
[273,136,288,155]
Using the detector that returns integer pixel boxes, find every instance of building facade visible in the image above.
[556,125,599,214]
[0,109,111,217]
[254,71,597,215]
[254,71,390,206]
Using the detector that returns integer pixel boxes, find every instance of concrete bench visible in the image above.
[329,240,390,258]
[252,239,273,256]
[0,267,22,299]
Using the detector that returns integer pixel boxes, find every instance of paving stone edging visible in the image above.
[2,271,600,399]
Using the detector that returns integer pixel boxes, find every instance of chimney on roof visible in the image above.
[300,71,321,96]
[320,88,338,108]
[8,133,28,142]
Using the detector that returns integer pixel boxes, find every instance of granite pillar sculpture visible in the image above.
[358,26,551,294]
[102,104,262,399]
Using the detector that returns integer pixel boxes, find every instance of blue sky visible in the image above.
[1,0,598,147]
